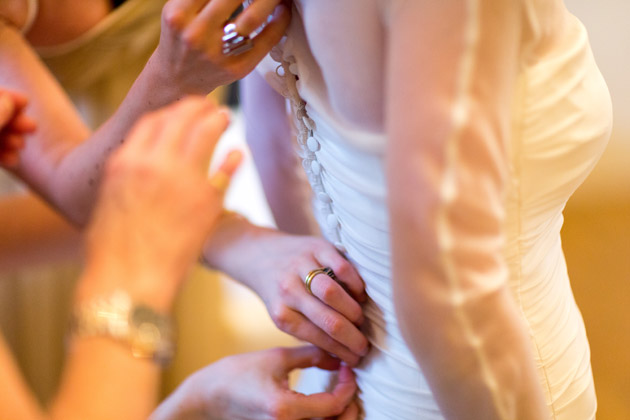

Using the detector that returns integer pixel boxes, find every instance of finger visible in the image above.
[315,249,367,303]
[334,399,360,420]
[230,3,290,64]
[0,92,16,128]
[7,114,37,134]
[307,273,364,326]
[235,0,283,36]
[208,149,243,193]
[4,133,25,150]
[196,0,248,28]
[162,0,209,30]
[273,346,340,374]
[298,296,368,358]
[150,96,213,154]
[6,91,28,110]
[187,0,244,43]
[0,149,19,168]
[183,106,231,165]
[285,365,357,419]
[272,307,360,366]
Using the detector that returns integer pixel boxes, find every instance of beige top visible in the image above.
[36,0,165,127]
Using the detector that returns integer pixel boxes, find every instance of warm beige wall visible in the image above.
[562,2,630,420]
[565,0,630,203]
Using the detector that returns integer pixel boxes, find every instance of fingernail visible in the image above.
[217,106,232,123]
[226,149,244,165]
[338,365,353,381]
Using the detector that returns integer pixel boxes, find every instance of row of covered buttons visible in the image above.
[272,47,347,254]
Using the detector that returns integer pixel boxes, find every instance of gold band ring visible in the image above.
[304,267,337,295]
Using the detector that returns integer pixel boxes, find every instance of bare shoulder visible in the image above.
[0,0,29,30]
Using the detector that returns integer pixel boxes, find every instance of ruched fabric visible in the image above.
[256,1,611,418]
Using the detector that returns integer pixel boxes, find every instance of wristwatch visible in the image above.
[69,290,175,366]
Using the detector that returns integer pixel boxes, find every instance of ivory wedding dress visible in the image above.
[255,0,612,418]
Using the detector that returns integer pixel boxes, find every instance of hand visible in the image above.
[205,221,369,366]
[0,90,36,168]
[151,346,358,420]
[150,0,291,97]
[82,96,241,310]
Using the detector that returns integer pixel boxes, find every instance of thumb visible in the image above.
[275,346,341,375]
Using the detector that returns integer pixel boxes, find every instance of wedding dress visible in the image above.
[254,0,612,418]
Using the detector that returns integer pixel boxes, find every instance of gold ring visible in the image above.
[304,267,337,295]
[209,171,230,192]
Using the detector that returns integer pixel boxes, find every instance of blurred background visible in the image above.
[559,2,630,419]
[0,1,627,419]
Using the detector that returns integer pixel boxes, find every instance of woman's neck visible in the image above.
[26,0,113,47]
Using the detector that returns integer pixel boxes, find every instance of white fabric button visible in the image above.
[326,213,339,229]
[303,116,317,131]
[297,131,309,145]
[334,242,347,253]
[311,160,321,175]
[317,192,332,203]
[307,137,320,152]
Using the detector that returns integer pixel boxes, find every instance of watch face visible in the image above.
[130,305,174,364]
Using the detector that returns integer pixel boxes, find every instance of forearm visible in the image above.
[50,337,160,420]
[48,259,179,420]
[201,211,272,288]
[40,53,201,225]
[0,192,81,271]
[0,268,168,420]
[241,72,318,235]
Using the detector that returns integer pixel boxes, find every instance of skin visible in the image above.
[0,0,368,366]
[240,0,550,418]
[0,0,365,416]
[0,90,35,167]
[0,96,359,420]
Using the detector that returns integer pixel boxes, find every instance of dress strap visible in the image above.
[20,0,39,35]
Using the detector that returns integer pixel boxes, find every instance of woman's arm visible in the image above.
[0,97,238,420]
[385,1,547,419]
[0,192,80,271]
[0,97,358,420]
[0,0,290,225]
[241,71,319,235]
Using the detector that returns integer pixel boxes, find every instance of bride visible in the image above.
[241,0,612,418]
